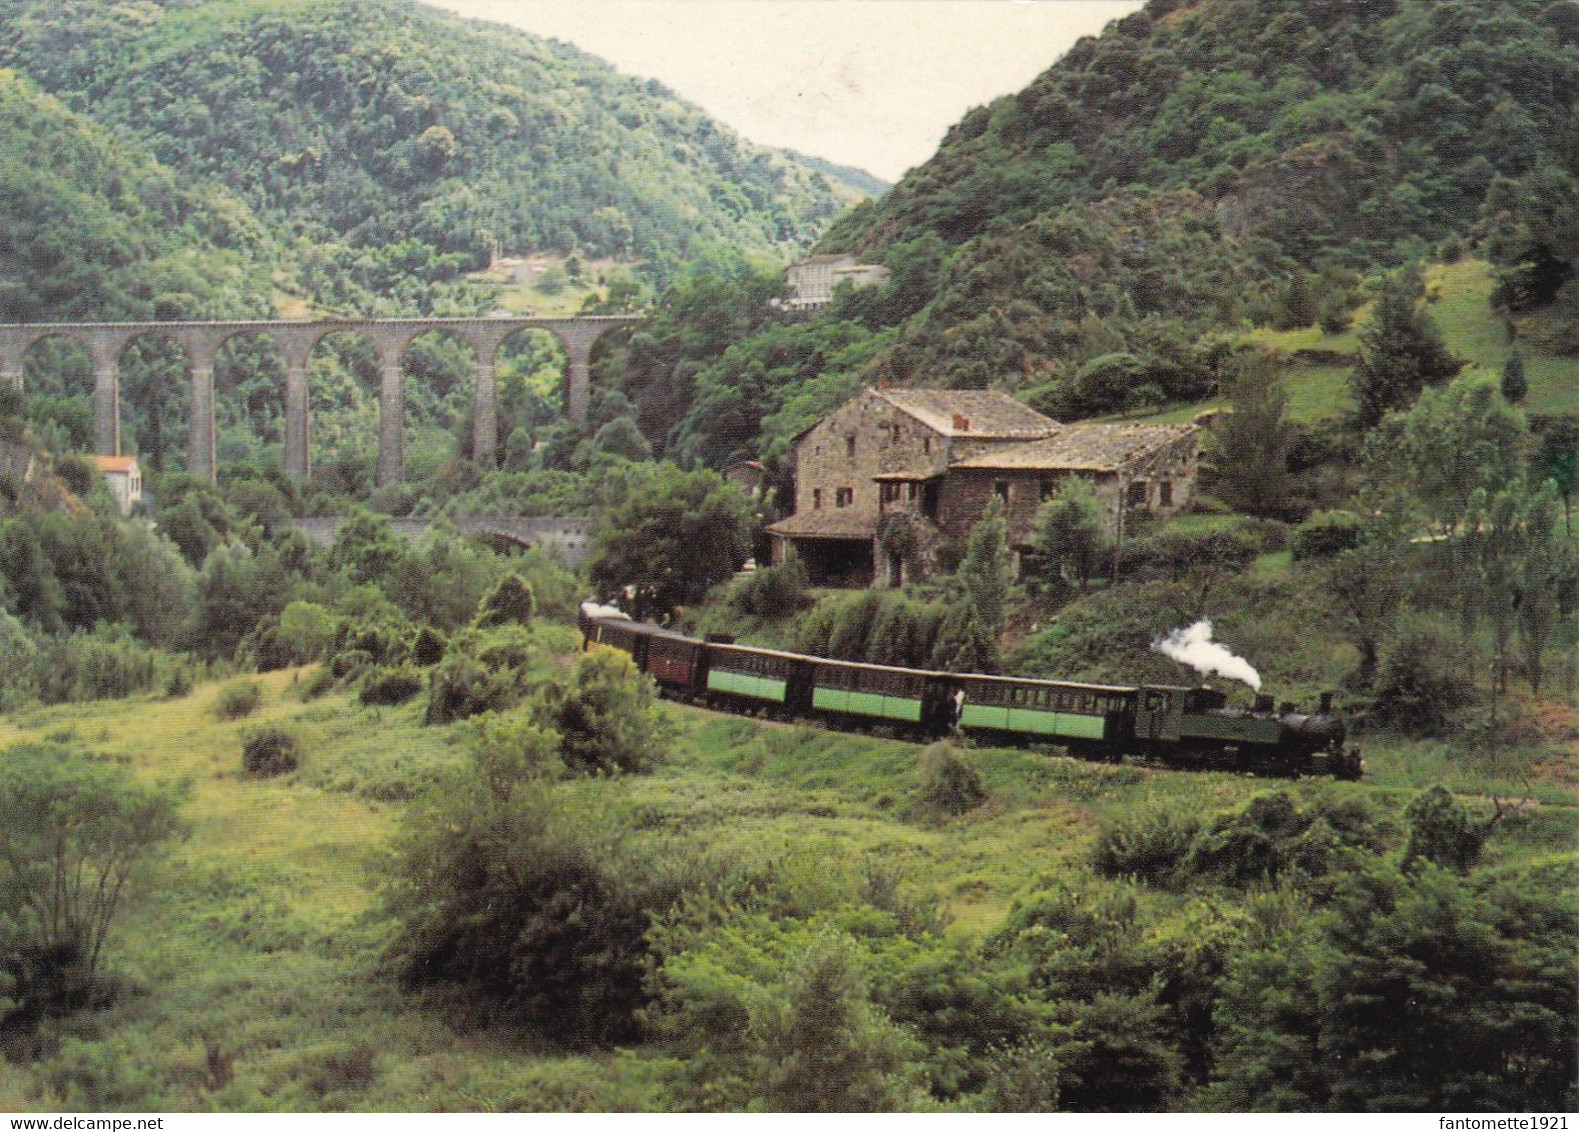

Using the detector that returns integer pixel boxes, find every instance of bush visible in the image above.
[411,626,447,666]
[731,556,811,619]
[473,573,536,629]
[555,646,669,774]
[298,666,336,701]
[1368,616,1476,737]
[359,667,424,706]
[1290,509,1363,560]
[242,728,300,777]
[162,665,194,699]
[0,744,183,1029]
[1091,809,1201,888]
[330,649,372,679]
[30,629,165,705]
[214,679,263,720]
[386,781,677,1047]
[919,742,986,815]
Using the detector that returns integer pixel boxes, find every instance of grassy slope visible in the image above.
[1,654,1572,1110]
[1111,259,1576,428]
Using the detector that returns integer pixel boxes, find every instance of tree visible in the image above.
[933,496,1012,673]
[1031,476,1108,594]
[1379,373,1526,539]
[1328,515,1408,687]
[588,463,751,620]
[1211,353,1294,517]
[1531,416,1578,534]
[0,743,183,1026]
[1350,273,1463,428]
[1499,349,1527,403]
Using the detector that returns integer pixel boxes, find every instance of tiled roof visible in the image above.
[94,456,139,473]
[873,388,1058,439]
[765,510,877,540]
[951,424,1197,472]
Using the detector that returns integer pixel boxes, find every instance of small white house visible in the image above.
[94,455,143,515]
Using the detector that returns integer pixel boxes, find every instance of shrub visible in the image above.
[298,666,336,701]
[555,646,669,774]
[214,679,263,720]
[30,628,165,705]
[1367,616,1476,737]
[162,665,194,699]
[424,651,510,725]
[473,573,536,629]
[386,781,675,1047]
[359,667,424,706]
[0,744,183,1028]
[242,728,300,777]
[411,626,447,667]
[1402,786,1487,873]
[1091,809,1201,887]
[919,742,986,815]
[330,649,372,679]
[1291,509,1363,560]
[731,556,811,619]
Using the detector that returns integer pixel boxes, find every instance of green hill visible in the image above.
[636,0,1576,467]
[0,68,270,322]
[0,0,856,309]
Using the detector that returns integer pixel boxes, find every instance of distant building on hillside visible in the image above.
[766,387,1198,587]
[782,254,890,312]
[94,455,143,515]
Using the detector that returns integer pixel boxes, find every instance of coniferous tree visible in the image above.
[1500,348,1527,403]
[1351,274,1464,428]
[934,496,1012,673]
[1212,354,1294,517]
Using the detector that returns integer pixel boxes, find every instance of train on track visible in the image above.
[579,606,1364,779]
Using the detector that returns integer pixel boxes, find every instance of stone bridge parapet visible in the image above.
[0,316,640,485]
[292,514,595,568]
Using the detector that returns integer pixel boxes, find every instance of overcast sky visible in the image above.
[425,0,1142,183]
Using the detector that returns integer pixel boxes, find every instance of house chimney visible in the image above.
[952,413,971,431]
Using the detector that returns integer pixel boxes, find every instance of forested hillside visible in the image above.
[0,69,270,322]
[0,0,856,313]
[620,0,1577,467]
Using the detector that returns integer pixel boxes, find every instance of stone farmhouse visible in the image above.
[766,388,1198,587]
[782,254,890,312]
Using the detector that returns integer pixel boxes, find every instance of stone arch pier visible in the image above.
[0,315,639,484]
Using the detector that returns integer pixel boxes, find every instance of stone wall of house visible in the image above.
[937,433,1199,550]
[793,391,949,525]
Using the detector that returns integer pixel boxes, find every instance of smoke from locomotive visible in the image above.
[1152,619,1261,691]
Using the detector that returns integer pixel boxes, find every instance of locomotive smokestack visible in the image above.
[1254,693,1274,714]
[1320,691,1334,714]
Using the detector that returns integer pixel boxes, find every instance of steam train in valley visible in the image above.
[579,606,1364,780]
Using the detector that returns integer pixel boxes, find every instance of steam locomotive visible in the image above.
[579,606,1363,779]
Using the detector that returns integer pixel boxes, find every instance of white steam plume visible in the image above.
[580,601,631,621]
[1152,619,1262,691]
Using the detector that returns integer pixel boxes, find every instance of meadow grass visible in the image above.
[0,653,1571,1110]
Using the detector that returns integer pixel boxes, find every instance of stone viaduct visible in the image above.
[0,315,640,485]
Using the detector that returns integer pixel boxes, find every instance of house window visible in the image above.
[922,436,931,455]
[1040,478,1056,501]
[812,488,822,510]
[836,487,853,508]
[1159,480,1173,507]
[906,482,918,502]
[995,480,1010,504]
[846,436,856,459]
[1127,480,1148,507]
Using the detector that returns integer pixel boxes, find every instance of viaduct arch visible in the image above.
[0,316,640,485]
